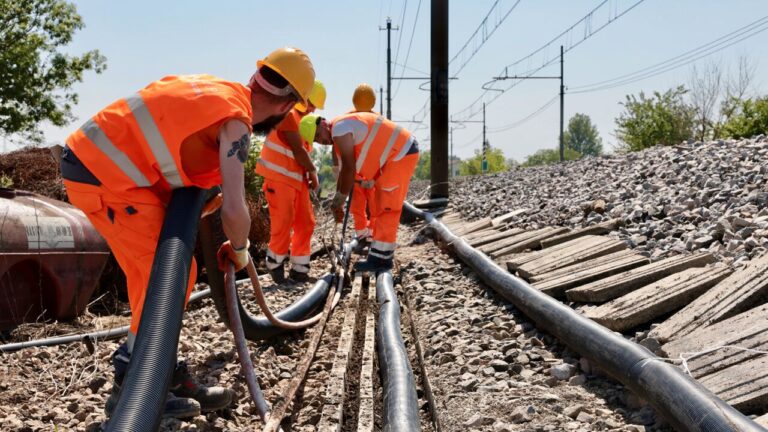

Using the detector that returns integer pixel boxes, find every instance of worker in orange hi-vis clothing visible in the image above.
[255,80,328,283]
[59,47,315,419]
[321,110,419,273]
[331,83,378,250]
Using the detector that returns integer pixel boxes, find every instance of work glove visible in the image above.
[331,193,346,223]
[200,193,223,219]
[217,239,250,271]
[358,179,375,189]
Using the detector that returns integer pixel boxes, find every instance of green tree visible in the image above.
[0,0,106,143]
[414,150,430,180]
[310,145,336,197]
[459,147,510,176]
[721,96,768,139]
[521,147,581,167]
[564,113,602,156]
[615,86,695,151]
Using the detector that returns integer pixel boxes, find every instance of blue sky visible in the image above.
[20,0,768,161]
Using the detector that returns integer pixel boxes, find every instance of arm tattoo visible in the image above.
[226,134,250,163]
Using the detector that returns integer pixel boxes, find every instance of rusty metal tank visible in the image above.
[0,188,110,329]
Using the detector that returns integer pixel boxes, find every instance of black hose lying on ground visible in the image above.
[376,271,421,432]
[404,202,765,432]
[0,288,211,353]
[199,213,332,341]
[106,187,207,432]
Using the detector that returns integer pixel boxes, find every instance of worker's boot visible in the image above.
[104,344,201,419]
[267,257,286,283]
[288,268,310,283]
[353,237,371,254]
[169,360,235,412]
[353,229,372,254]
[353,255,393,274]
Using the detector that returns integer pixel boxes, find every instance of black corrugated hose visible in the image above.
[403,202,765,432]
[376,271,421,432]
[106,187,207,432]
[199,210,332,341]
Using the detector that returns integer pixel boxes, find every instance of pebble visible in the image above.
[428,136,768,263]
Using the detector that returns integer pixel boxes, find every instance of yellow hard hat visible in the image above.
[299,114,319,143]
[353,83,376,112]
[296,80,326,112]
[257,47,316,104]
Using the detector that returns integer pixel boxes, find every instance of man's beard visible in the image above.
[252,114,286,134]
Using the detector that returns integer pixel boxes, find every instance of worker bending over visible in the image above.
[60,47,315,418]
[343,83,379,250]
[324,111,419,272]
[255,80,329,282]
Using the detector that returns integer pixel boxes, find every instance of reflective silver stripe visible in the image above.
[290,255,310,265]
[266,248,287,269]
[393,136,415,161]
[356,116,384,173]
[369,250,394,259]
[290,263,310,273]
[379,125,403,168]
[80,119,151,187]
[371,240,396,252]
[257,158,303,182]
[125,93,184,188]
[264,139,295,159]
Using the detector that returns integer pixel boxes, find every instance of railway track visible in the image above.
[3,204,768,431]
[405,204,768,431]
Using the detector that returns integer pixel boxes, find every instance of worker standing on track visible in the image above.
[323,111,419,273]
[343,83,378,251]
[256,80,328,283]
[59,47,315,419]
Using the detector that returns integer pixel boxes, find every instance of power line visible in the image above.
[487,94,559,133]
[376,0,385,86]
[570,15,768,94]
[403,0,523,123]
[449,0,523,76]
[393,0,423,99]
[457,131,484,149]
[451,0,646,123]
[393,61,428,76]
[392,0,409,73]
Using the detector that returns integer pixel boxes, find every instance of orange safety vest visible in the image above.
[66,74,252,196]
[331,112,412,181]
[255,110,312,190]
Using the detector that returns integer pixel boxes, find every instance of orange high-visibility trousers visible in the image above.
[263,179,316,273]
[63,180,197,335]
[368,153,419,256]
[350,182,375,239]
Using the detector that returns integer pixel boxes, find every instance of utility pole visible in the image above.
[379,86,384,114]
[430,0,449,199]
[449,127,454,178]
[488,44,565,162]
[559,45,565,162]
[380,17,398,120]
[482,103,488,173]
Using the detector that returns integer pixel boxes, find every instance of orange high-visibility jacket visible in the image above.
[66,75,253,196]
[331,112,412,181]
[255,109,312,190]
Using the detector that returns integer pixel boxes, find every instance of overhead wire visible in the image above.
[570,15,768,93]
[451,0,646,123]
[487,94,559,133]
[393,0,423,99]
[392,0,409,74]
[402,0,522,128]
[449,0,524,76]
